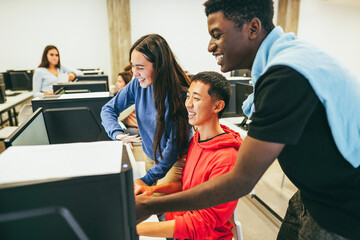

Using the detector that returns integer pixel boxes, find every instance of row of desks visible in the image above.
[0,91,33,126]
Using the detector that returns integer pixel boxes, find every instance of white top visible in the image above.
[32,66,83,97]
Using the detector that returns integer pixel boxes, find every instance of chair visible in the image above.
[0,104,33,140]
[231,206,244,240]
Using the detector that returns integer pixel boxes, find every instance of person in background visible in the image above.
[124,64,133,75]
[115,71,139,136]
[135,0,360,239]
[136,71,242,240]
[32,45,83,97]
[115,71,132,94]
[101,34,192,194]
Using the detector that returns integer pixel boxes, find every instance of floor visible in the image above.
[132,145,298,240]
[236,161,297,240]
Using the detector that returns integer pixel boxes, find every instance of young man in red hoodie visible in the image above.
[136,71,242,239]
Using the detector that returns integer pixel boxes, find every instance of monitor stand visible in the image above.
[235,116,249,131]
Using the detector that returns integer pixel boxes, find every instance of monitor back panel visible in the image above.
[75,75,108,82]
[32,97,112,143]
[0,159,137,240]
[53,81,108,93]
[4,108,49,148]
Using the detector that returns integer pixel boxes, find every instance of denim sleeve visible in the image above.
[101,81,136,140]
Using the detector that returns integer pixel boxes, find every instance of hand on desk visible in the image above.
[116,133,142,148]
[134,179,155,196]
[68,72,76,82]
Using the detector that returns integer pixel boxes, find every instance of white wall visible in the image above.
[130,0,360,79]
[0,0,111,78]
[1,0,359,80]
[129,0,278,76]
[130,0,221,75]
[298,0,360,78]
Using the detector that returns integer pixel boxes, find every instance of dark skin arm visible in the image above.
[136,136,285,223]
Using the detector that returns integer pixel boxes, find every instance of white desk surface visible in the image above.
[32,91,110,101]
[0,91,33,113]
[220,116,248,139]
[125,144,166,240]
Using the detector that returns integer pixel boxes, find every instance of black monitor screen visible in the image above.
[43,107,103,144]
[2,72,11,90]
[235,82,253,117]
[8,71,32,91]
[222,79,250,118]
[52,81,108,93]
[0,145,138,240]
[75,75,108,82]
[31,94,112,143]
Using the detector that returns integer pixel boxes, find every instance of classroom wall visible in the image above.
[1,0,359,80]
[297,0,360,78]
[0,0,111,78]
[130,0,220,75]
[129,0,278,76]
[130,0,360,78]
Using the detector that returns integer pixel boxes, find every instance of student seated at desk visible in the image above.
[115,71,139,136]
[136,71,242,240]
[32,45,83,97]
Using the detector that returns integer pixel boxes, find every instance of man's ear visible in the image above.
[214,100,225,114]
[248,18,262,40]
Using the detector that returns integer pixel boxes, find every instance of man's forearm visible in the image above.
[136,136,283,222]
[145,169,250,214]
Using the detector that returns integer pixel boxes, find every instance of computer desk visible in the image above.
[125,144,166,240]
[0,91,33,126]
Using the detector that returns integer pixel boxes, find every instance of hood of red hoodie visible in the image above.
[192,124,242,151]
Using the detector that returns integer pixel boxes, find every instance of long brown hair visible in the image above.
[38,45,61,68]
[130,34,190,164]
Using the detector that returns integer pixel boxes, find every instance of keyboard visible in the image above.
[43,95,61,99]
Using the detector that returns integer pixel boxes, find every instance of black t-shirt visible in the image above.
[248,65,360,239]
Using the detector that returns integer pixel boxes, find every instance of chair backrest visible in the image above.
[230,207,243,240]
[18,104,33,124]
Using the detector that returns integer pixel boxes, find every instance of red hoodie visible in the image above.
[166,124,242,240]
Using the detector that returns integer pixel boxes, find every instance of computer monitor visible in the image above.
[76,68,104,75]
[222,78,251,118]
[75,75,108,82]
[32,93,112,142]
[0,145,138,240]
[52,81,108,93]
[0,74,6,103]
[2,72,12,90]
[4,108,49,148]
[235,82,253,117]
[8,71,33,91]
[42,106,103,144]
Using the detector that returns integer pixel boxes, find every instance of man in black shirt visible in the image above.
[136,0,360,239]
